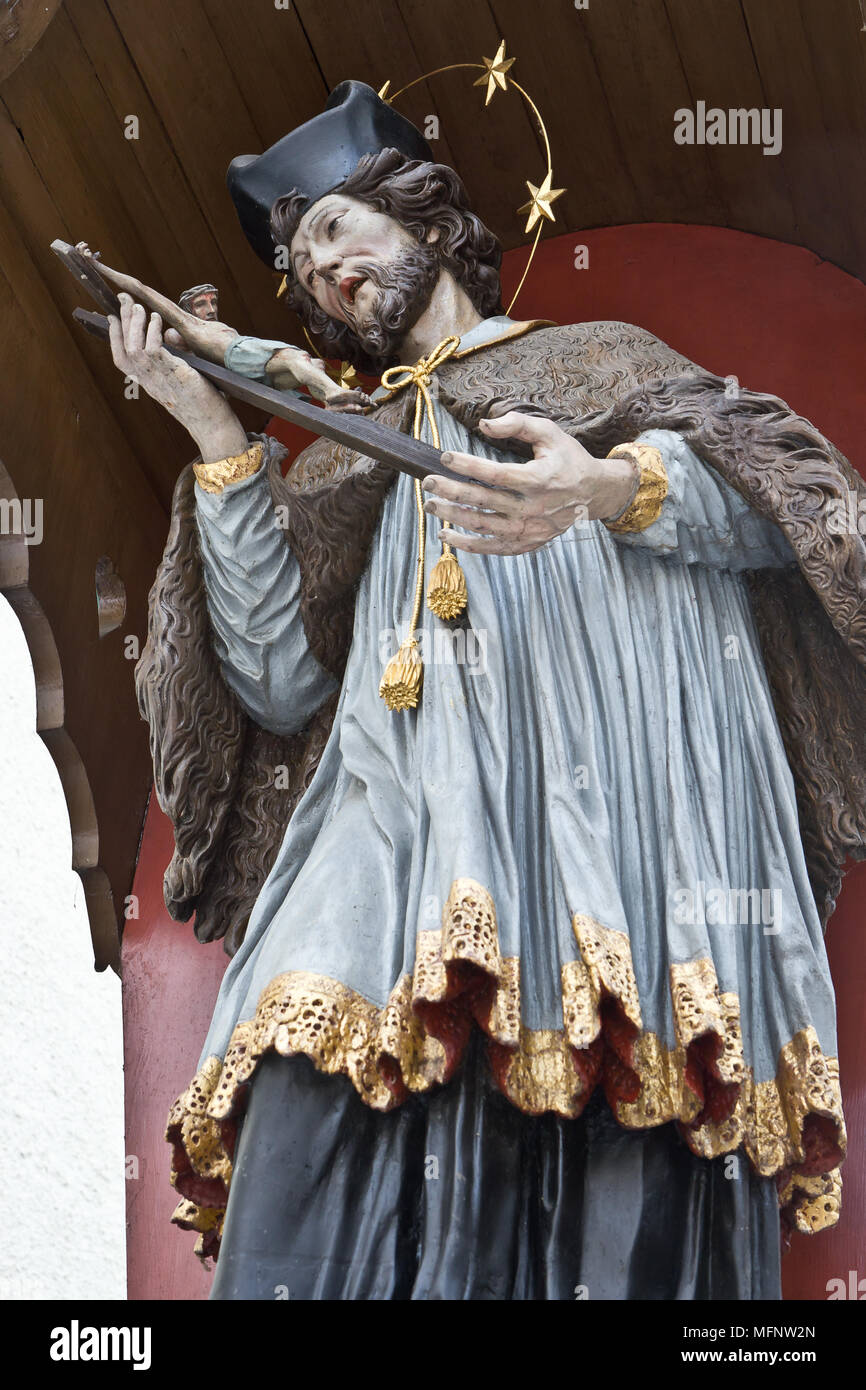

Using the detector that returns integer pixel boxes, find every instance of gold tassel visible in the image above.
[426,544,468,620]
[378,636,423,711]
[377,336,463,710]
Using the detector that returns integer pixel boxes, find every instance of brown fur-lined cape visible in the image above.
[135,321,866,953]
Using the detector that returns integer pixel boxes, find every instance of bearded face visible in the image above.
[286,193,442,371]
[271,149,503,373]
[343,243,441,363]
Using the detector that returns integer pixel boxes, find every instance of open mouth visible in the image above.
[339,274,367,307]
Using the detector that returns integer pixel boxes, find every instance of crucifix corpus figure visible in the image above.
[104,81,862,1300]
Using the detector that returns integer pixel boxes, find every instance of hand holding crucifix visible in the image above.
[70,243,371,463]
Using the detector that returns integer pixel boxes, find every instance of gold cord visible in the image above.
[377,336,466,709]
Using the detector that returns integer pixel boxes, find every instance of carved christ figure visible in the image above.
[103,83,862,1299]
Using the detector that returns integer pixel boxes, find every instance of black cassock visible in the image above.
[209,1031,781,1301]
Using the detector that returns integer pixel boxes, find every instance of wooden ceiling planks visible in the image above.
[796,0,866,276]
[483,0,644,236]
[662,0,797,247]
[198,0,327,156]
[100,0,274,326]
[64,0,249,301]
[741,0,866,277]
[0,146,166,552]
[576,0,726,227]
[0,5,197,509]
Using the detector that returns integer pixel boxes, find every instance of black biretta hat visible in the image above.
[227,80,435,267]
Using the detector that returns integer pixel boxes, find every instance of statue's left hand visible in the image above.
[421,411,638,555]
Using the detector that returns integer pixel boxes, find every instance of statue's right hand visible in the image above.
[108,292,248,462]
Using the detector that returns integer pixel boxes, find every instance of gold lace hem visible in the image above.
[166,877,846,1252]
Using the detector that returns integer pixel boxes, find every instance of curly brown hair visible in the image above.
[270,147,503,372]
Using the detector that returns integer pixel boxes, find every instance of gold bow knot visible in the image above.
[381,334,461,434]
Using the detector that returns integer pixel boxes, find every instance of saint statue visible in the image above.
[100,81,862,1300]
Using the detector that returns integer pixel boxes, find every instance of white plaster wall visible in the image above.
[0,593,126,1299]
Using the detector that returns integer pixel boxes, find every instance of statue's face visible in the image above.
[289,192,437,332]
[189,290,219,321]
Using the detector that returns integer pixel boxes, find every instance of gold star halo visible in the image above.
[517,171,566,233]
[472,39,515,105]
[330,41,565,316]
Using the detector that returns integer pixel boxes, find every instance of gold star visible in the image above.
[473,40,515,105]
[330,360,362,392]
[378,80,392,101]
[517,171,566,232]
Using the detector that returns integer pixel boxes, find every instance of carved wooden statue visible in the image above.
[96,81,863,1300]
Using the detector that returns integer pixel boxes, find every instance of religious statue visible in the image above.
[84,74,863,1300]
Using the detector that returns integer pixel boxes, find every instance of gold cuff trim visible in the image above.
[604,442,668,532]
[193,440,264,495]
[166,878,846,1254]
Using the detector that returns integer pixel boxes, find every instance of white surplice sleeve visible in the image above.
[195,460,339,736]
